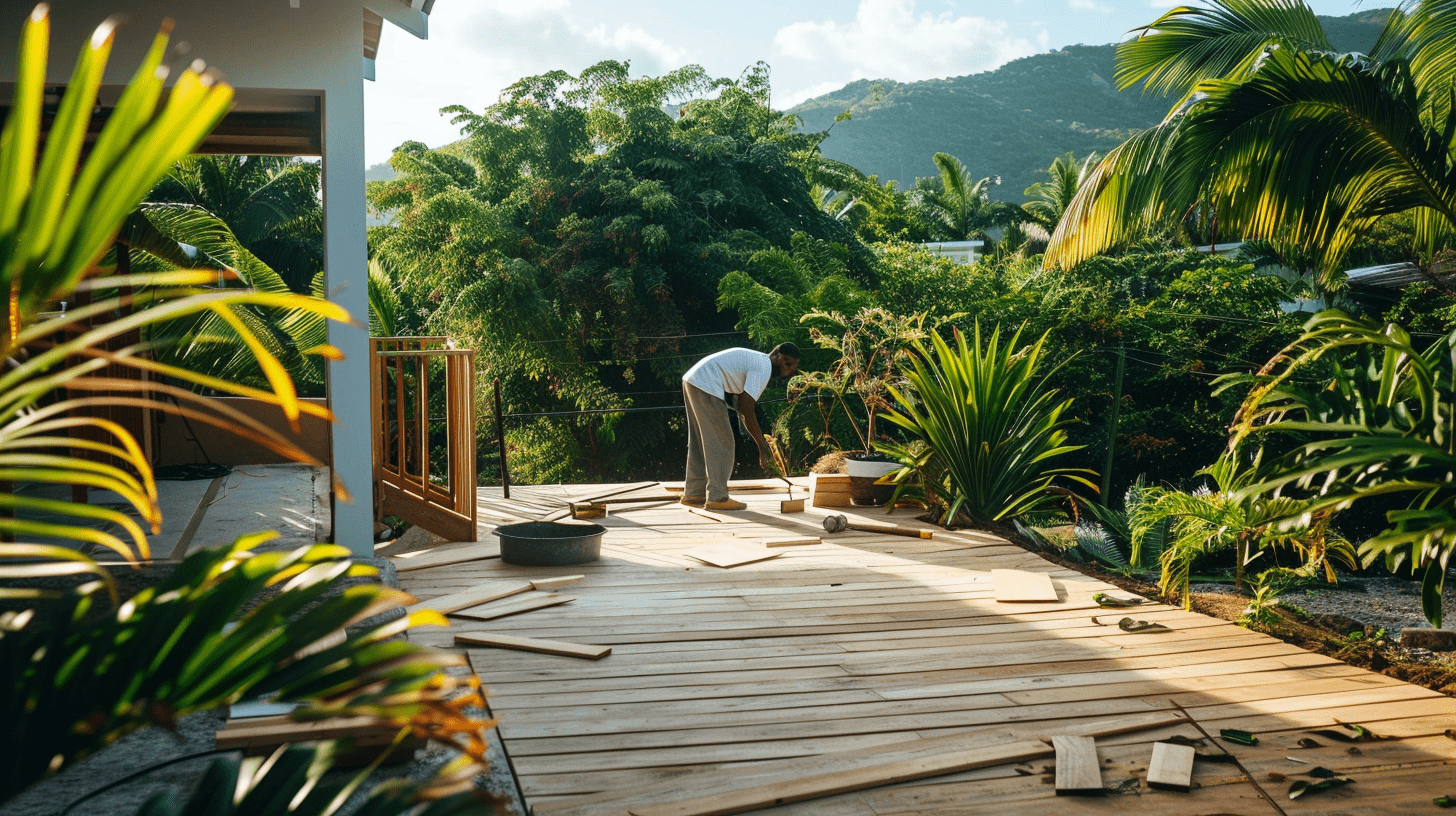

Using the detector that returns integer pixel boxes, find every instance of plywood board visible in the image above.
[530,575,585,590]
[455,632,611,660]
[405,580,533,615]
[452,593,574,621]
[626,740,1053,816]
[684,545,782,568]
[1146,741,1195,792]
[763,535,820,548]
[393,543,500,572]
[992,569,1059,602]
[1051,735,1103,796]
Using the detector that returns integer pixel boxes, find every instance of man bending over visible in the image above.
[680,344,800,510]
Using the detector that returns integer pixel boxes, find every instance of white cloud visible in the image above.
[773,0,1039,83]
[364,3,689,164]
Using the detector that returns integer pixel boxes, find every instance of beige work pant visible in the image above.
[683,383,735,502]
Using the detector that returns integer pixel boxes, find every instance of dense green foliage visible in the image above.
[368,61,871,481]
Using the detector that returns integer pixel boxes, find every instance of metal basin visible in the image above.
[495,521,604,566]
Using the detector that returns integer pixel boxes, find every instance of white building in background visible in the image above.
[1,0,439,557]
[920,240,984,265]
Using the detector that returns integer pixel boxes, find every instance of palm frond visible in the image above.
[1116,0,1332,99]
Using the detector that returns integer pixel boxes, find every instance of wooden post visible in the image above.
[1100,345,1125,502]
[494,377,509,499]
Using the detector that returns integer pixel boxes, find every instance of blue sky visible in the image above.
[363,0,1370,166]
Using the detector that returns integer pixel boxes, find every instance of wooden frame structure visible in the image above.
[370,337,476,542]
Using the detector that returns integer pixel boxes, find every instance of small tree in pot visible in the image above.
[793,307,932,504]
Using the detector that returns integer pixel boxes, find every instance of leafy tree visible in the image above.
[1022,151,1097,233]
[369,61,872,480]
[149,154,322,294]
[1046,0,1456,288]
[914,152,1022,242]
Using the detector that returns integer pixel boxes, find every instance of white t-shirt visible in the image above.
[683,348,772,401]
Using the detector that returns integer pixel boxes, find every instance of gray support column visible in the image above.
[321,77,374,557]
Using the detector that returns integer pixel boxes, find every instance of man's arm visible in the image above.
[736,392,774,475]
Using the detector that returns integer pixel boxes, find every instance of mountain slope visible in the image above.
[791,9,1389,201]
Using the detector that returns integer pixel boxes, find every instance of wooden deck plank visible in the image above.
[397,481,1456,815]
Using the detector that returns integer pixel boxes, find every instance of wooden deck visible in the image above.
[396,481,1456,815]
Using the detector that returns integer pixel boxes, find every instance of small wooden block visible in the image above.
[452,593,574,621]
[780,498,806,513]
[992,569,1059,602]
[406,580,533,615]
[570,503,606,519]
[392,543,500,572]
[455,632,611,660]
[683,545,782,568]
[530,574,585,590]
[1146,741,1196,792]
[1052,735,1104,796]
[762,535,820,548]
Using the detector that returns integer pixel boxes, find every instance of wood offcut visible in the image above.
[1146,741,1196,791]
[1051,735,1104,796]
[993,568,1060,602]
[455,631,611,660]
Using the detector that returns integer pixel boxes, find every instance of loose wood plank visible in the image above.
[1146,741,1195,792]
[406,580,532,615]
[393,543,500,572]
[684,545,781,568]
[626,740,1053,816]
[530,575,586,590]
[992,569,1059,602]
[452,593,574,621]
[214,716,395,750]
[763,535,820,548]
[1051,735,1103,796]
[456,632,611,660]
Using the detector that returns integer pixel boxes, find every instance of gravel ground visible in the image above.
[1192,567,1456,637]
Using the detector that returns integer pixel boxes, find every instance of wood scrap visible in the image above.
[392,542,500,572]
[405,580,533,615]
[530,574,585,590]
[1147,741,1196,792]
[455,632,611,660]
[452,593,574,621]
[992,569,1059,602]
[214,715,398,751]
[683,545,781,569]
[543,482,658,521]
[761,535,820,548]
[779,498,805,513]
[1052,735,1104,796]
[627,740,1053,816]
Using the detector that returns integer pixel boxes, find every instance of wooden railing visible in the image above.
[370,337,477,542]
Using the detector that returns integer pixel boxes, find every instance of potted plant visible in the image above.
[793,307,931,505]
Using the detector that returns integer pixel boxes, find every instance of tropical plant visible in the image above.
[791,306,931,455]
[124,202,332,394]
[880,322,1095,525]
[1223,309,1456,626]
[914,152,1022,243]
[1075,476,1171,571]
[148,154,323,294]
[1129,451,1356,609]
[0,8,494,812]
[1045,0,1456,288]
[1022,151,1097,234]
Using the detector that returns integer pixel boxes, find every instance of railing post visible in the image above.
[494,376,509,499]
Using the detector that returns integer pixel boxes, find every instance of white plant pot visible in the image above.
[843,457,899,479]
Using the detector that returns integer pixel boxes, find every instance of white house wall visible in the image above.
[0,1,381,556]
